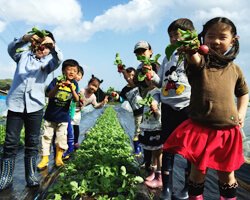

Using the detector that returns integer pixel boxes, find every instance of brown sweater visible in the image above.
[186,59,249,128]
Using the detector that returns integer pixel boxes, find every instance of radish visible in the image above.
[198,45,209,55]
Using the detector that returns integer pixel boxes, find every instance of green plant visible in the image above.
[114,53,126,73]
[136,54,161,81]
[138,94,154,118]
[47,106,143,199]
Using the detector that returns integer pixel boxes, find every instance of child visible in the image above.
[163,17,249,200]
[37,59,79,170]
[63,66,84,159]
[126,41,158,166]
[138,79,163,189]
[112,67,144,156]
[151,18,194,200]
[0,29,62,190]
[72,66,84,149]
[78,74,108,113]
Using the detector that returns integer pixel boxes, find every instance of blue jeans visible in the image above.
[3,109,44,158]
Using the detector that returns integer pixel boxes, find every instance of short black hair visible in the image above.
[44,30,55,42]
[126,67,136,73]
[168,18,194,34]
[62,59,79,72]
[78,65,84,76]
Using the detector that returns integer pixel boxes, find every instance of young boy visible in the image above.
[37,59,79,170]
[0,29,62,190]
[112,67,144,156]
[63,65,84,159]
[151,18,194,200]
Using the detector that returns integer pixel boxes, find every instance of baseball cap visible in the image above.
[134,41,151,53]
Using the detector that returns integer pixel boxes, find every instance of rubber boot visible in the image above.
[63,141,74,160]
[145,166,156,181]
[0,158,15,190]
[160,152,174,200]
[63,120,74,160]
[24,156,39,187]
[144,171,163,189]
[55,145,64,167]
[37,156,49,171]
[172,161,190,200]
[133,139,142,156]
[189,195,204,200]
[160,171,173,200]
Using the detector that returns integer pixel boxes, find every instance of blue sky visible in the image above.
[0,0,249,91]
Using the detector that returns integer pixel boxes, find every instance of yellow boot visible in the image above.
[55,145,64,167]
[37,156,49,171]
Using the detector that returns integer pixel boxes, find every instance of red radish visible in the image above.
[117,64,124,73]
[198,45,209,55]
[38,45,45,51]
[146,72,152,80]
[111,92,117,97]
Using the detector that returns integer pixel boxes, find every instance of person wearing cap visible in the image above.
[121,40,159,168]
[0,28,63,190]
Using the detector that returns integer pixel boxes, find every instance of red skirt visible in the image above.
[163,119,244,174]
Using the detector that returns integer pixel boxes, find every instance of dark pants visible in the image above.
[160,103,189,144]
[3,109,44,158]
[73,125,80,144]
[161,104,189,171]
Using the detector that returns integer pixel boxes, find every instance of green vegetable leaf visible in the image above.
[137,72,146,82]
[114,53,123,65]
[28,26,49,38]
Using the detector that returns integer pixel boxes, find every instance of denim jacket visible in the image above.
[6,37,63,113]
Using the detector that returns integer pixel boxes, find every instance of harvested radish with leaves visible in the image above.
[165,28,209,65]
[16,27,50,53]
[114,53,126,73]
[136,54,161,81]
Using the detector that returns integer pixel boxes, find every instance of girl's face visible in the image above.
[87,80,100,93]
[75,72,83,82]
[204,23,235,55]
[63,66,78,81]
[169,30,181,45]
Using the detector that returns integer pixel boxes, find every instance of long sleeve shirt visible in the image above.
[6,37,63,113]
[152,54,191,110]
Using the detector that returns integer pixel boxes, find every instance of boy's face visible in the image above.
[126,71,135,83]
[134,48,153,58]
[169,30,181,45]
[75,72,83,82]
[63,66,78,81]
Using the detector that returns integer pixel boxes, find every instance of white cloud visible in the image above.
[0,0,249,44]
[54,0,171,41]
[0,20,6,32]
[0,0,82,26]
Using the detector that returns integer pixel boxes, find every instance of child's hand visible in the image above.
[103,95,109,104]
[238,112,246,128]
[150,100,158,113]
[22,34,42,43]
[41,36,55,49]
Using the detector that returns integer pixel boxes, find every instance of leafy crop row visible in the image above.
[47,106,143,200]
